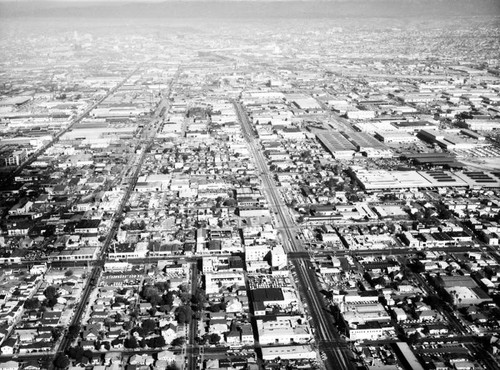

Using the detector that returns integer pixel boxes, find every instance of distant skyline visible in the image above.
[0,0,468,4]
[1,0,498,19]
[0,0,310,1]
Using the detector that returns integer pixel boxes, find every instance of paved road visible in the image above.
[234,101,354,370]
[187,261,199,370]
[49,63,180,368]
[13,241,480,270]
[290,245,484,259]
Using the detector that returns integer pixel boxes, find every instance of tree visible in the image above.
[163,291,175,306]
[115,296,129,304]
[125,336,138,349]
[438,207,452,219]
[192,289,207,310]
[407,332,421,345]
[116,288,128,295]
[300,150,311,160]
[409,261,425,274]
[155,281,170,292]
[142,285,161,305]
[176,306,192,324]
[46,296,58,308]
[223,198,237,207]
[52,326,63,341]
[198,334,209,345]
[68,324,80,341]
[44,286,58,300]
[53,354,70,369]
[24,298,40,310]
[65,270,74,277]
[177,309,187,324]
[39,356,52,369]
[148,336,166,348]
[158,305,170,313]
[208,304,222,313]
[123,321,132,331]
[424,294,445,309]
[130,309,139,319]
[82,349,93,362]
[67,346,84,362]
[142,319,156,334]
[209,333,221,345]
[149,294,162,307]
[131,327,145,338]
[171,337,186,347]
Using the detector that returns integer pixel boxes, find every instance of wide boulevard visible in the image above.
[234,101,354,370]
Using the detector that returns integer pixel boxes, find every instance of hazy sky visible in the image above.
[0,0,396,3]
[9,0,161,1]
[1,0,497,18]
[0,0,166,1]
[4,0,375,1]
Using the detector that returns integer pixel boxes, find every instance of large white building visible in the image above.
[257,316,313,345]
[375,131,418,143]
[245,244,270,262]
[261,345,316,361]
[341,302,391,326]
[348,321,394,341]
[271,245,287,269]
[461,119,500,131]
[346,109,376,120]
[205,271,246,294]
[352,167,500,190]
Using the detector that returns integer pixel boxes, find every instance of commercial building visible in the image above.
[256,316,313,345]
[459,119,500,131]
[316,132,356,159]
[348,321,394,341]
[205,271,246,294]
[375,131,418,143]
[261,345,316,361]
[350,167,500,190]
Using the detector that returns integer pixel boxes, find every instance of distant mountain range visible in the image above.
[1,0,499,19]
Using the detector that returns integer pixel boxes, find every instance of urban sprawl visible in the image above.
[0,16,500,370]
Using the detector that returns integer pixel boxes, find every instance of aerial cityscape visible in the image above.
[0,1,500,370]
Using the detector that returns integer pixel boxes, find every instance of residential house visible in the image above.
[0,338,17,355]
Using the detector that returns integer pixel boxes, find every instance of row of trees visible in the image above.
[140,282,183,314]
[176,305,193,324]
[196,333,221,345]
[120,220,147,231]
[124,334,166,349]
[25,284,69,311]
[66,347,93,364]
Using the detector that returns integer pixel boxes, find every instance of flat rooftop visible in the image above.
[351,168,500,190]
[316,132,356,152]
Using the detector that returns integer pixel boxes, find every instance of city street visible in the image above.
[234,101,354,370]
[50,63,181,368]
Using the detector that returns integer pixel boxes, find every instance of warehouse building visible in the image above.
[316,132,356,159]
